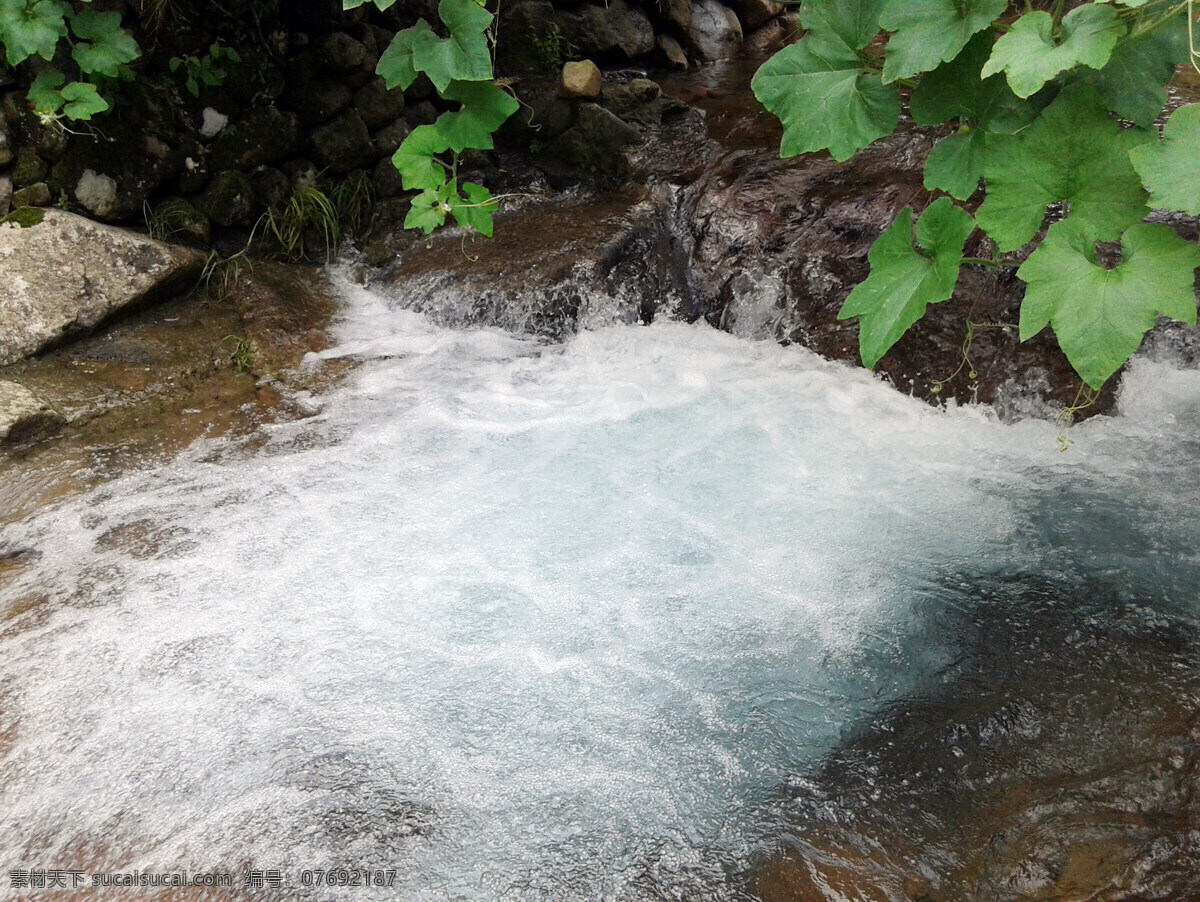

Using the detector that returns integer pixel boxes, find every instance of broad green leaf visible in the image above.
[799,0,886,51]
[879,0,1006,84]
[981,5,1124,98]
[1130,103,1200,216]
[450,181,497,236]
[27,67,65,114]
[912,32,1049,200]
[434,80,519,151]
[405,188,449,233]
[392,123,450,192]
[344,0,396,8]
[751,37,899,161]
[376,19,434,90]
[838,197,975,368]
[1018,220,1200,388]
[910,31,1048,132]
[70,9,139,77]
[0,0,68,64]
[411,0,493,93]
[976,82,1152,251]
[60,80,107,119]
[924,128,986,199]
[1092,16,1188,125]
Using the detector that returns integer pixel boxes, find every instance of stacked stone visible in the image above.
[0,0,789,241]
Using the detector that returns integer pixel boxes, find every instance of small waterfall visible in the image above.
[1,266,1199,900]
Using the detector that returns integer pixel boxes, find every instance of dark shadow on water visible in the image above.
[749,572,1200,901]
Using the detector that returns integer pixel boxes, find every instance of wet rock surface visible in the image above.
[0,210,207,365]
[0,381,62,445]
[0,260,343,526]
[751,574,1200,902]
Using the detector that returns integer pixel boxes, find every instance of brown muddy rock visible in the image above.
[0,210,206,365]
[0,261,343,523]
[752,576,1200,902]
[363,190,690,336]
[233,263,339,378]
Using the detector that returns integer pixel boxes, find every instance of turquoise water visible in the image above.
[1,274,1198,899]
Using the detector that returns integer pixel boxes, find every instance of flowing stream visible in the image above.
[2,269,1200,899]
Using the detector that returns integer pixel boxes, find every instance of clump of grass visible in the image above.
[330,171,376,239]
[221,334,253,373]
[255,186,340,263]
[201,250,252,302]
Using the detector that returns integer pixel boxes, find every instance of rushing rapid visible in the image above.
[2,271,1198,900]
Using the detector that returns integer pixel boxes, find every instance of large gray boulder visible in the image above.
[0,210,206,364]
[686,0,743,61]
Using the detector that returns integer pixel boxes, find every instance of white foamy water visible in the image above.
[2,273,1199,900]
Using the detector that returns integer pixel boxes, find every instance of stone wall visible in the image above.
[0,0,790,253]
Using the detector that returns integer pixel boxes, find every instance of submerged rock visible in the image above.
[0,381,62,444]
[752,575,1200,901]
[0,210,206,364]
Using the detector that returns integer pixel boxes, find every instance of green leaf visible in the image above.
[1017,220,1200,389]
[879,0,1006,84]
[411,0,494,93]
[434,80,519,151]
[976,81,1152,251]
[910,31,1048,132]
[70,9,139,77]
[1092,16,1188,125]
[799,0,886,51]
[751,38,899,161]
[752,0,898,161]
[924,128,987,199]
[981,5,1124,98]
[1130,103,1200,216]
[912,32,1049,200]
[60,80,107,119]
[0,0,68,65]
[27,67,65,115]
[392,123,450,192]
[838,197,975,368]
[405,188,449,233]
[450,181,497,236]
[376,19,434,90]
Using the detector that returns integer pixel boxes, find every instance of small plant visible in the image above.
[531,23,576,70]
[330,171,376,238]
[221,335,253,374]
[201,250,251,302]
[255,185,341,263]
[347,0,516,237]
[144,199,206,244]
[1,1,140,121]
[170,41,240,97]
